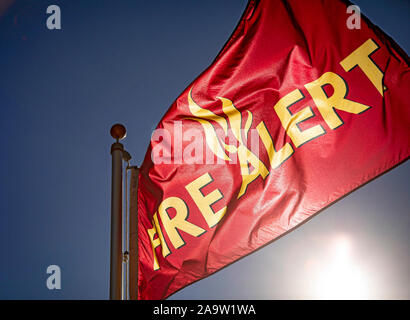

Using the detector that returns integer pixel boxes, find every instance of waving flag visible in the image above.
[133,0,409,299]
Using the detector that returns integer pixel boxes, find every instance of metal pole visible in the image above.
[109,124,127,300]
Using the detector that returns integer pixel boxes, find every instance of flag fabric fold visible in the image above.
[134,0,409,299]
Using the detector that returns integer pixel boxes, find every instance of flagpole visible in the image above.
[109,123,127,300]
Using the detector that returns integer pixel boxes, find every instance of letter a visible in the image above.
[46,5,61,30]
[46,265,61,290]
[346,5,361,30]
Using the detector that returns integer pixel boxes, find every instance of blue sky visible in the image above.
[0,0,408,299]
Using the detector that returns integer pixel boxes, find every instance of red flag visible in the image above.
[135,0,409,299]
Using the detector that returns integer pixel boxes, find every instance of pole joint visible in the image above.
[123,251,129,263]
[110,142,124,154]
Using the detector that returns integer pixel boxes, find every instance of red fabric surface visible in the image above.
[135,0,409,299]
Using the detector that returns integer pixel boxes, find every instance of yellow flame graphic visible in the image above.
[187,87,253,161]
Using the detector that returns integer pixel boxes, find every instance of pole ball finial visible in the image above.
[110,123,127,141]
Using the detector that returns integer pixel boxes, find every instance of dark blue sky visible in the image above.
[0,0,408,299]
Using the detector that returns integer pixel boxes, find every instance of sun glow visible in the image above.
[310,235,370,299]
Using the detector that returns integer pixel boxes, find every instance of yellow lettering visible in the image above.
[274,89,325,147]
[185,172,227,228]
[340,38,384,96]
[152,212,170,257]
[305,72,370,129]
[236,144,269,198]
[147,223,161,271]
[256,121,294,169]
[158,196,206,249]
